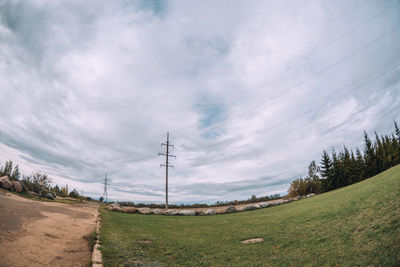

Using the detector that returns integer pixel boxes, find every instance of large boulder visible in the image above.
[204,209,216,215]
[163,209,178,216]
[123,207,138,213]
[0,176,12,190]
[138,208,152,215]
[236,206,245,212]
[111,206,122,212]
[244,205,258,211]
[225,206,236,213]
[307,193,316,198]
[259,202,270,208]
[45,193,55,200]
[179,210,196,216]
[11,181,23,193]
[152,208,162,215]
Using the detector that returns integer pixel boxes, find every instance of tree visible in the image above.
[69,189,79,198]
[307,160,321,193]
[320,150,333,192]
[3,160,13,177]
[11,165,20,181]
[99,196,104,202]
[363,132,376,178]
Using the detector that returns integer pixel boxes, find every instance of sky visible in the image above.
[0,0,399,203]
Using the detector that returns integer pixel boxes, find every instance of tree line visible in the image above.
[288,121,400,197]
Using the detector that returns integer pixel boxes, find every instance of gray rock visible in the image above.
[179,210,196,216]
[225,206,236,213]
[110,202,120,208]
[244,205,257,211]
[152,208,162,215]
[122,207,138,213]
[236,207,245,212]
[0,176,12,190]
[11,181,22,193]
[45,193,55,200]
[307,193,316,198]
[164,209,178,216]
[138,207,152,214]
[259,202,270,208]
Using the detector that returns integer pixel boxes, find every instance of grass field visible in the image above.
[99,166,400,266]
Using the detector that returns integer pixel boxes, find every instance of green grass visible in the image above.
[99,166,400,266]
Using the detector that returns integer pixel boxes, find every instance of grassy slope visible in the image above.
[100,166,400,266]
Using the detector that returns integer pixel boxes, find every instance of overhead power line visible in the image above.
[174,1,399,137]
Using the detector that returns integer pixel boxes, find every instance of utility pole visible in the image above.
[102,174,111,203]
[158,132,176,210]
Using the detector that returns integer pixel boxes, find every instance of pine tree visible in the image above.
[320,150,333,192]
[11,165,20,181]
[3,160,13,178]
[354,148,365,182]
[363,132,376,178]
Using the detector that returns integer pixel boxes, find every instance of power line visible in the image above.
[174,1,399,137]
[194,24,400,136]
[158,132,176,210]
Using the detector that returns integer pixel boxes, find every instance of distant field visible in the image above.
[99,166,400,266]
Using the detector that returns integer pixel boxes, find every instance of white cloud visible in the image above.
[0,0,399,203]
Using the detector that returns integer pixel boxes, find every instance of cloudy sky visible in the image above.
[0,0,399,203]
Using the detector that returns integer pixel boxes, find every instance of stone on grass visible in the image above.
[152,209,162,215]
[11,181,22,193]
[138,207,152,214]
[307,193,316,198]
[0,176,12,190]
[244,205,257,211]
[164,209,178,216]
[111,206,123,212]
[204,209,216,215]
[45,193,55,200]
[179,210,196,216]
[259,202,270,208]
[225,206,236,213]
[236,207,245,212]
[123,207,138,213]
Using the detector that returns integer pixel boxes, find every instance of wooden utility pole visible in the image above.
[158,132,176,210]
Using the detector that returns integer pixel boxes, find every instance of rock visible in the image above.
[138,207,152,214]
[111,206,122,212]
[152,208,162,215]
[204,209,216,215]
[216,209,226,214]
[307,193,316,198]
[179,210,196,216]
[123,207,138,213]
[236,207,245,212]
[11,181,23,193]
[225,206,236,213]
[29,191,37,196]
[0,176,12,190]
[45,193,55,200]
[195,210,204,216]
[259,202,270,208]
[110,202,120,208]
[163,209,178,216]
[244,205,257,211]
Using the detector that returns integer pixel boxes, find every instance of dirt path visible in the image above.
[0,190,99,267]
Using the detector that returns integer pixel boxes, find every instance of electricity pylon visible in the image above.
[102,174,111,203]
[158,132,176,210]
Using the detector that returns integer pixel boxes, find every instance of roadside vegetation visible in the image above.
[99,165,400,266]
[0,160,90,201]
